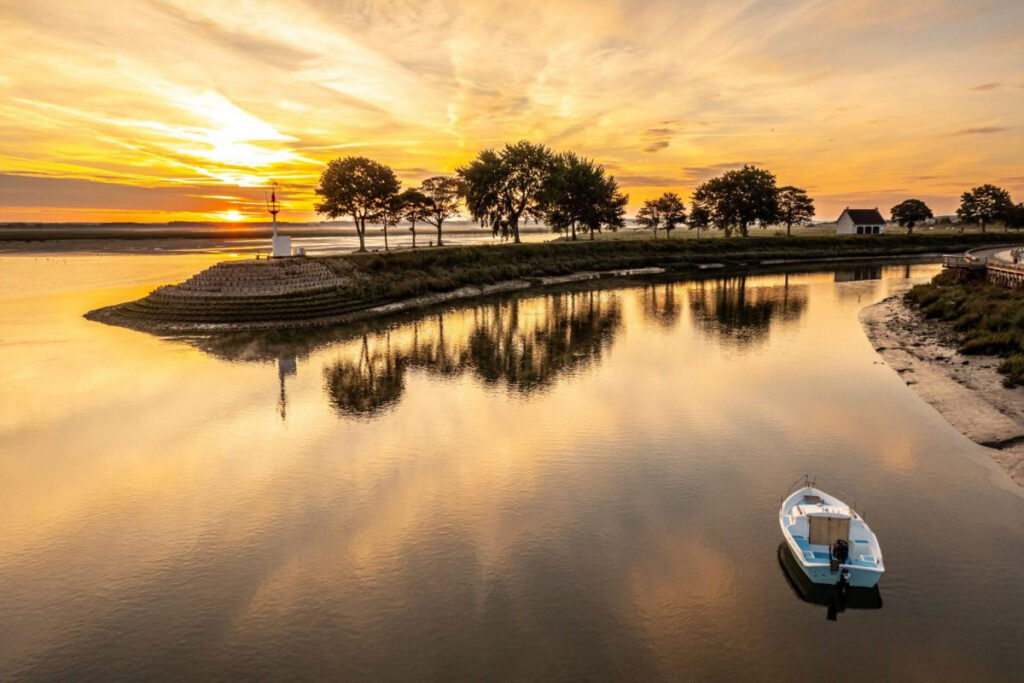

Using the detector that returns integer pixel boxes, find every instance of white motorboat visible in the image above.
[779,483,884,588]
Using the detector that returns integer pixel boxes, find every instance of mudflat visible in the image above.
[861,292,1024,487]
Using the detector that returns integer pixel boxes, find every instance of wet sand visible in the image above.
[861,293,1024,487]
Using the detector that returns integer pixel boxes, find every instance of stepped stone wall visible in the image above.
[87,257,374,329]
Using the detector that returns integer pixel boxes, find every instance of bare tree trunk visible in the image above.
[384,222,389,251]
[355,215,367,252]
[787,221,792,236]
[411,221,417,248]
[571,220,576,241]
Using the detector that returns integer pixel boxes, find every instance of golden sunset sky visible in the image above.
[1,0,1022,223]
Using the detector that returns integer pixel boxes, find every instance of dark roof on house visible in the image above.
[840,208,886,224]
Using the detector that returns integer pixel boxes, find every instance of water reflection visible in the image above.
[323,291,623,416]
[834,266,884,282]
[324,335,406,416]
[277,355,296,420]
[640,283,682,328]
[777,543,883,621]
[688,276,808,347]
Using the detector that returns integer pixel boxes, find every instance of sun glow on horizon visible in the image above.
[1,0,1022,223]
[217,210,246,222]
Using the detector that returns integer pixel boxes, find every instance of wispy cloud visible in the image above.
[950,126,1011,136]
[1,0,1023,221]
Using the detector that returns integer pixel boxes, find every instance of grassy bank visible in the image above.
[320,233,1011,303]
[92,232,1012,332]
[907,268,1024,386]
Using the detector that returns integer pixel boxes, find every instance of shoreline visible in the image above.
[83,234,1015,335]
[86,252,946,335]
[85,267,668,333]
[860,293,1024,487]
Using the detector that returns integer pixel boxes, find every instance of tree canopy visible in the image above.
[691,165,780,236]
[1005,203,1024,232]
[541,152,627,240]
[419,176,462,247]
[314,156,400,252]
[890,198,933,234]
[458,141,554,243]
[687,202,711,237]
[636,193,686,238]
[398,188,429,248]
[777,186,815,236]
[957,184,1014,233]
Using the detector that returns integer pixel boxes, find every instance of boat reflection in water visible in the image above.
[777,543,883,621]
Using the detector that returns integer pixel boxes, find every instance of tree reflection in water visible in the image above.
[323,334,406,416]
[323,290,623,416]
[640,283,682,328]
[688,275,808,347]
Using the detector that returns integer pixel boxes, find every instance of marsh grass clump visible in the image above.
[907,272,1024,386]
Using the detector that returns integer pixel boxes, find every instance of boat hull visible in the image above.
[785,548,882,588]
[779,485,884,588]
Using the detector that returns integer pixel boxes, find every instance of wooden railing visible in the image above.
[945,249,1024,286]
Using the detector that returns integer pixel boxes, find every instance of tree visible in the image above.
[420,176,462,247]
[691,165,780,236]
[636,193,687,239]
[541,152,628,240]
[398,188,429,248]
[890,198,933,234]
[636,198,663,238]
[1006,203,1024,232]
[957,184,1014,233]
[655,193,687,238]
[378,194,404,252]
[458,141,554,243]
[314,157,400,252]
[777,186,815,236]
[688,201,711,238]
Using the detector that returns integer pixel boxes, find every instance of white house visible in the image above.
[836,208,886,235]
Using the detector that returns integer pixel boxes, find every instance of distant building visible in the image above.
[836,208,886,235]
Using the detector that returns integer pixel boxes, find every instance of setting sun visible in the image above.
[217,210,246,222]
[1,0,1022,223]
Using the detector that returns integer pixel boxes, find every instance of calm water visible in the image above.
[1,255,1023,681]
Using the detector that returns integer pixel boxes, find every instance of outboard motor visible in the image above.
[830,539,849,572]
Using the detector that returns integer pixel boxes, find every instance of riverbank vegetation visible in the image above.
[92,232,1015,332]
[907,269,1024,386]
[329,233,1006,304]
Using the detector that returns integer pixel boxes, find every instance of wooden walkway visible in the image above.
[943,247,1024,286]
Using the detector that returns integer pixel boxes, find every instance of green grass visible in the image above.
[325,232,1009,302]
[906,269,1024,386]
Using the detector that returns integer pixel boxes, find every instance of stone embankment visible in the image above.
[87,258,369,329]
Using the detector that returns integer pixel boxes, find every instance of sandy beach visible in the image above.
[861,292,1024,487]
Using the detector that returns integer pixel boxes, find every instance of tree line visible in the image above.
[314,141,627,251]
[890,185,1024,234]
[313,141,1024,251]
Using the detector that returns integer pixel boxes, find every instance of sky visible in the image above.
[0,0,1022,223]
